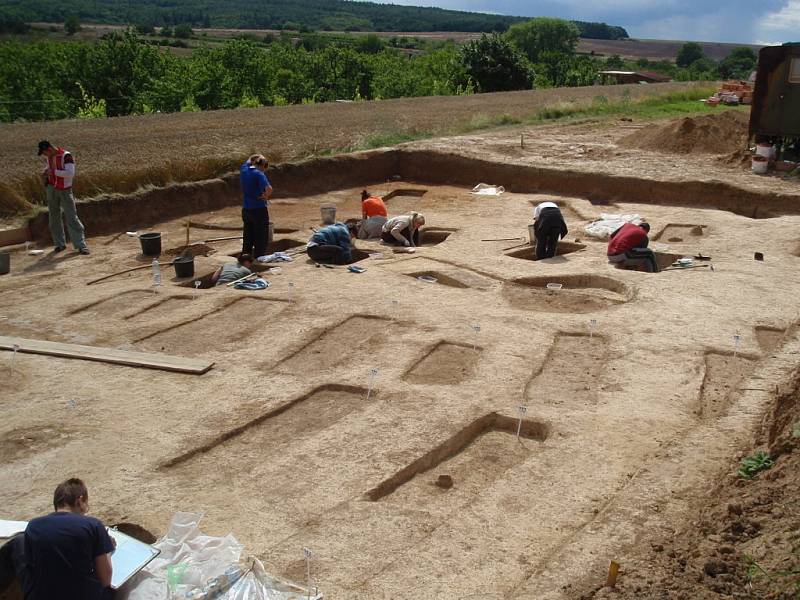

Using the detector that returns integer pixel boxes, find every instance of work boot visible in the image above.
[79,247,91,255]
[53,245,66,253]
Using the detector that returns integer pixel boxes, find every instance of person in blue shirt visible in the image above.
[240,154,273,259]
[307,222,358,265]
[23,478,115,600]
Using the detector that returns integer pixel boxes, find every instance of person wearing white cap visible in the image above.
[381,212,425,247]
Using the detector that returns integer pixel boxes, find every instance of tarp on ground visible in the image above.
[120,512,321,600]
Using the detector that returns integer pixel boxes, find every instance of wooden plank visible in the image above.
[0,335,214,375]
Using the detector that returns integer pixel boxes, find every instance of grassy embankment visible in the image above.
[355,86,724,150]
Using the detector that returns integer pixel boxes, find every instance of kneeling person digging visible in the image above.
[607,222,659,273]
[307,222,358,265]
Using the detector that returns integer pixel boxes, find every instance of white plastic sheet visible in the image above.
[121,513,321,600]
[584,213,642,240]
[470,183,506,196]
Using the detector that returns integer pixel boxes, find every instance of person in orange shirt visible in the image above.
[358,190,388,239]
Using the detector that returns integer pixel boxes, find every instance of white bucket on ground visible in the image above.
[267,222,274,243]
[752,155,769,174]
[756,144,775,160]
[528,224,536,245]
[320,205,336,224]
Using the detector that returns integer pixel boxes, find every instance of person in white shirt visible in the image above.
[37,140,89,255]
[381,213,426,247]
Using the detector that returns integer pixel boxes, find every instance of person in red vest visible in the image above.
[37,141,89,255]
[607,221,659,272]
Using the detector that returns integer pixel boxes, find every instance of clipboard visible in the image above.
[108,528,160,589]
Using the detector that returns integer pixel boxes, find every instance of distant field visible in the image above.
[579,38,764,62]
[16,23,765,62]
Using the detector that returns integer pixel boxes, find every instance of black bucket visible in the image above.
[173,255,195,278]
[139,232,162,256]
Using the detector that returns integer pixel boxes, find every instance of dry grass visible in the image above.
[0,82,707,217]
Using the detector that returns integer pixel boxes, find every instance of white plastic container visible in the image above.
[755,143,775,160]
[752,155,769,174]
[320,205,336,224]
[528,224,536,245]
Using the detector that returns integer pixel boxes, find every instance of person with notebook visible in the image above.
[24,478,115,600]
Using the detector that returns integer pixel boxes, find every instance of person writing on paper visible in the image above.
[532,201,568,260]
[212,254,254,286]
[607,221,660,273]
[358,189,388,239]
[381,212,425,247]
[24,478,115,600]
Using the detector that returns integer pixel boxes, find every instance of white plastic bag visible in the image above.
[470,183,506,196]
[584,213,642,240]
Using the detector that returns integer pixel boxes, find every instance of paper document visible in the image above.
[0,519,27,538]
[108,529,160,589]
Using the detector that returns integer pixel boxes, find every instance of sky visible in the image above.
[372,0,800,45]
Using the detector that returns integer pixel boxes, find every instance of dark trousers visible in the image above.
[381,227,419,246]
[535,227,561,260]
[627,248,660,272]
[307,245,347,265]
[242,207,269,258]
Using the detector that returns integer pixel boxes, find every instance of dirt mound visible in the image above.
[622,110,749,155]
[582,374,800,600]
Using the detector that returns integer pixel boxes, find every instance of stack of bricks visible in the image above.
[718,80,753,105]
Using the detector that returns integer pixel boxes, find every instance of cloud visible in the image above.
[756,0,800,44]
[371,0,788,43]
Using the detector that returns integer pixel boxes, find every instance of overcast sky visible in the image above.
[373,0,800,45]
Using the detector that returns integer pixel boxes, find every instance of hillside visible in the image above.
[0,0,628,37]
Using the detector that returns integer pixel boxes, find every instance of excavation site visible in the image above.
[2,114,800,599]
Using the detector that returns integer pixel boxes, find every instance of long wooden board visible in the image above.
[0,335,214,375]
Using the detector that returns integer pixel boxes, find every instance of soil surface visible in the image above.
[2,115,800,600]
[580,371,800,600]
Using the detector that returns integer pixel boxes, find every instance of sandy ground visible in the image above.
[2,120,800,599]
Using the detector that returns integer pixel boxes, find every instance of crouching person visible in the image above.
[212,254,254,286]
[607,222,659,273]
[24,478,115,600]
[358,190,388,239]
[533,201,568,260]
[381,212,425,247]
[307,222,358,265]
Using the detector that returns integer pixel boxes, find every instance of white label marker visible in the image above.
[471,324,481,351]
[516,405,528,438]
[366,368,379,400]
[303,547,313,600]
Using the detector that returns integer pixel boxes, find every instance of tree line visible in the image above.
[0,0,628,39]
[0,20,757,123]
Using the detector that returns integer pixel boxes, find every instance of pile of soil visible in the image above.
[621,110,749,155]
[161,243,216,258]
[582,372,800,600]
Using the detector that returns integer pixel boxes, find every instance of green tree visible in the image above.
[135,23,155,35]
[676,42,704,68]
[356,33,383,54]
[460,33,532,93]
[605,54,624,69]
[718,47,757,79]
[160,26,173,37]
[505,17,580,63]
[173,24,193,39]
[64,15,81,35]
